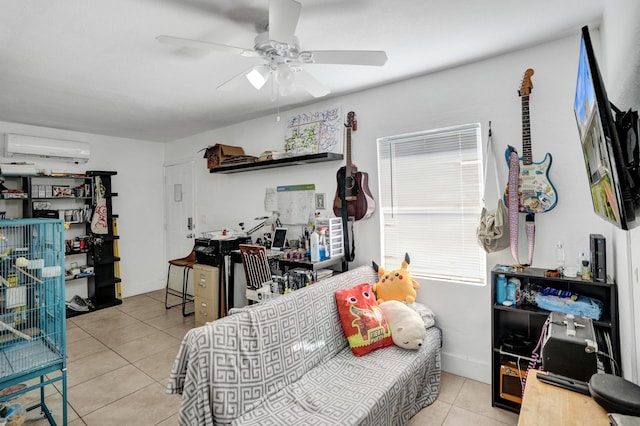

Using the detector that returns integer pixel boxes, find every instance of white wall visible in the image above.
[167,34,620,382]
[0,121,166,298]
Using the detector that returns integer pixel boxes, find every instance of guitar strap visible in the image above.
[507,147,535,266]
[339,168,355,265]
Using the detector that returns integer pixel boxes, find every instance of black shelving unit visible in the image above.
[0,171,121,317]
[208,152,343,174]
[490,265,620,413]
[84,171,121,313]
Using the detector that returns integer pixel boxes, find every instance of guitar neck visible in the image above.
[345,127,352,177]
[522,95,532,165]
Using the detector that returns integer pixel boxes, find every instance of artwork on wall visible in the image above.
[284,105,343,154]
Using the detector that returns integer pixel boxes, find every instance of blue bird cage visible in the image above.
[0,218,67,425]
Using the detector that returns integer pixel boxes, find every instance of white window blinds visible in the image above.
[377,123,485,285]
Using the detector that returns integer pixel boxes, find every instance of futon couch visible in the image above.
[166,265,442,425]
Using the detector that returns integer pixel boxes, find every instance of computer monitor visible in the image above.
[271,228,288,250]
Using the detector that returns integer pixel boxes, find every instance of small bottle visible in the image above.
[318,227,329,260]
[580,252,590,279]
[324,229,330,259]
[496,274,507,304]
[506,281,517,306]
[556,241,565,273]
[508,277,522,305]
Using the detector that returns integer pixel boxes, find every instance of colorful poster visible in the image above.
[284,105,342,154]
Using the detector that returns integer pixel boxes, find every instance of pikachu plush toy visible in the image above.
[372,253,420,304]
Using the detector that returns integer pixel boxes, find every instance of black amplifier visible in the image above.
[542,312,598,382]
[217,236,251,252]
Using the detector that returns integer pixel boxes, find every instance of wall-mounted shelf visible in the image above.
[209,152,343,174]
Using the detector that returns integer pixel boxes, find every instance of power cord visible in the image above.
[521,317,550,395]
[597,350,620,376]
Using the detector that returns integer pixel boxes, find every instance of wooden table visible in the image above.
[518,370,609,426]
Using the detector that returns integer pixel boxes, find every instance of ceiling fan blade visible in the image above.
[268,0,301,45]
[156,35,258,57]
[304,50,388,66]
[295,69,330,98]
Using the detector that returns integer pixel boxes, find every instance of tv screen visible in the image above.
[574,26,637,230]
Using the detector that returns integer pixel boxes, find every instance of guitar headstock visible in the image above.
[518,68,534,97]
[346,111,357,131]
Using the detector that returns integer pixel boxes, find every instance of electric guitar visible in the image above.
[333,111,375,220]
[504,68,557,213]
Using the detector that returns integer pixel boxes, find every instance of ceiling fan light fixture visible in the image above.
[246,66,270,90]
[277,63,296,96]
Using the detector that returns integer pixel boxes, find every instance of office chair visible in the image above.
[164,249,196,316]
[239,244,274,293]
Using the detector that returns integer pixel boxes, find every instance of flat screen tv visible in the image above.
[574,25,638,230]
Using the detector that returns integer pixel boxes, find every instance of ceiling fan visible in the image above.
[157,0,388,98]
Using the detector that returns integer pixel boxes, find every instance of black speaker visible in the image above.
[590,234,606,282]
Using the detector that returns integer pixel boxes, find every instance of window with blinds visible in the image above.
[376,123,485,285]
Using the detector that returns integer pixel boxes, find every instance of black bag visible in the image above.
[589,373,640,416]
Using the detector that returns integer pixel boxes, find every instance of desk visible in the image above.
[231,250,347,306]
[278,255,345,273]
[518,371,608,426]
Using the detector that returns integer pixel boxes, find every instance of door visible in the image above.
[164,161,196,263]
[630,231,640,382]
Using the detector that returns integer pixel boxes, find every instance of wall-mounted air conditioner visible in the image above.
[4,134,91,164]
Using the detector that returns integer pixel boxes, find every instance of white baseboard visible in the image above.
[441,351,491,384]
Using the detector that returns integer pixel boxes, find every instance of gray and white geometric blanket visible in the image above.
[166,265,441,425]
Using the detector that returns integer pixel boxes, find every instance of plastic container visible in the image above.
[496,274,507,304]
[310,231,320,262]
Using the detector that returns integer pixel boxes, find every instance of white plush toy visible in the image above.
[378,300,427,350]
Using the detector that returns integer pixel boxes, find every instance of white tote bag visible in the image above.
[476,122,509,253]
[90,176,108,234]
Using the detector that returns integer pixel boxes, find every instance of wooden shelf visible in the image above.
[209,152,343,174]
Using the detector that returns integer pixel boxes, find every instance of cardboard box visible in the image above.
[203,144,245,169]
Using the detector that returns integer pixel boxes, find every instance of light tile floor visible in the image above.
[11,290,519,425]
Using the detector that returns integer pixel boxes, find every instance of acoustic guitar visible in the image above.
[504,68,558,213]
[333,111,375,220]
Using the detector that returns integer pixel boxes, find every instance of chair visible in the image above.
[239,245,274,298]
[164,249,196,316]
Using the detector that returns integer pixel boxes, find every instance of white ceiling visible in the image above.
[0,0,603,143]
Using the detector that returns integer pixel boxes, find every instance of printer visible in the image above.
[194,236,252,266]
[194,238,220,266]
[542,312,598,383]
